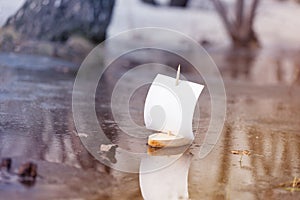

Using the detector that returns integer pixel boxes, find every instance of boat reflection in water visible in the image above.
[139,147,192,200]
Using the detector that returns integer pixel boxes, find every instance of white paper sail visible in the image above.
[144,74,204,140]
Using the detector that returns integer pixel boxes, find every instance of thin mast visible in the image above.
[176,64,181,86]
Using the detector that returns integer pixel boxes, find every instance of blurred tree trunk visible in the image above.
[212,0,260,48]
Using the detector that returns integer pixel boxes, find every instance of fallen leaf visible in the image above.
[278,177,300,189]
[231,150,251,156]
[99,144,118,152]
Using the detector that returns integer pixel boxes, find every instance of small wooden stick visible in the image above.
[176,64,180,86]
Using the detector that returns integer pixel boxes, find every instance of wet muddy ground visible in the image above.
[0,48,300,200]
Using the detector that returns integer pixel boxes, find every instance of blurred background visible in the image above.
[2,0,300,50]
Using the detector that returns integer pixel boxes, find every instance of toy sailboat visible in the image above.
[144,65,204,148]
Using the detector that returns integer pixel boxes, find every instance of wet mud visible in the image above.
[0,48,300,199]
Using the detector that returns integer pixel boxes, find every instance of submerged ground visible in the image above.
[0,46,300,200]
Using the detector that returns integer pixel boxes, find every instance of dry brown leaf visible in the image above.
[231,150,251,156]
[278,177,300,189]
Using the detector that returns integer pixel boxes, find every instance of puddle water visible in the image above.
[0,50,300,199]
